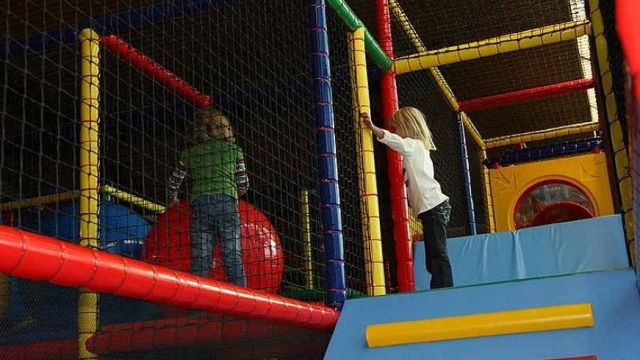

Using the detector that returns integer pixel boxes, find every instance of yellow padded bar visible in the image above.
[394,20,591,75]
[485,122,600,149]
[365,303,594,348]
[101,185,167,213]
[0,191,79,210]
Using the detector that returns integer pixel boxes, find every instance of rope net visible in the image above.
[395,71,469,238]
[0,0,367,358]
[344,0,617,238]
[0,0,633,357]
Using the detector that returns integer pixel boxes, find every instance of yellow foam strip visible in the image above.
[366,303,593,348]
[394,20,591,75]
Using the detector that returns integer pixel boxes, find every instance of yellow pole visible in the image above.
[347,30,372,293]
[349,27,386,296]
[101,185,166,213]
[78,28,100,360]
[485,122,601,149]
[589,0,634,263]
[394,20,592,75]
[299,189,314,290]
[0,191,79,210]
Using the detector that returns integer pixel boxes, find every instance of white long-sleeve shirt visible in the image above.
[378,129,449,217]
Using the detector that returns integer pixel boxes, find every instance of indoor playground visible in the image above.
[1,0,640,359]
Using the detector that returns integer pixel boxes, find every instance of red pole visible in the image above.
[99,35,211,108]
[0,225,339,330]
[375,0,414,292]
[458,78,595,112]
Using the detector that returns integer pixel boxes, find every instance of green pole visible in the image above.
[326,0,393,71]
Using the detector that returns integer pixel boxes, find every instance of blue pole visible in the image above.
[0,0,254,60]
[458,113,477,235]
[307,0,346,310]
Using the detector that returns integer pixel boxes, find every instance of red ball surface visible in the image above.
[144,199,284,294]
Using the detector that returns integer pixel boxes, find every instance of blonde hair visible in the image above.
[190,108,235,143]
[389,107,436,150]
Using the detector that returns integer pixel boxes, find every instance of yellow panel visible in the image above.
[489,153,614,232]
[365,303,593,348]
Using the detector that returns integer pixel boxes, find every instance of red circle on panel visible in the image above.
[530,201,594,227]
[513,180,596,229]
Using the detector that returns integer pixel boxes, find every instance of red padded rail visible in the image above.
[100,34,211,107]
[0,226,339,332]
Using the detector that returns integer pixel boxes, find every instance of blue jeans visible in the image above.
[190,194,247,287]
[418,200,453,289]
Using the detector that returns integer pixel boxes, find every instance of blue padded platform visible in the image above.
[324,269,640,360]
[414,215,629,290]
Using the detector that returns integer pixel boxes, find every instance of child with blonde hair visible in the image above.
[362,107,453,289]
[167,107,248,287]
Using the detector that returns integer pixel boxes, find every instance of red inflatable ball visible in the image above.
[144,199,284,294]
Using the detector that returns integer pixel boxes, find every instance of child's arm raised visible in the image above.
[361,112,385,139]
[360,112,416,156]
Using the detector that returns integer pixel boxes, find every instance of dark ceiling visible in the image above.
[2,0,598,139]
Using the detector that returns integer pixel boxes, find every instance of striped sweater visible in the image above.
[167,139,249,201]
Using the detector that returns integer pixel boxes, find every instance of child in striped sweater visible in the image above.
[167,108,248,287]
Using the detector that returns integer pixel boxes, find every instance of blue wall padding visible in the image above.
[414,215,628,290]
[324,269,640,360]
